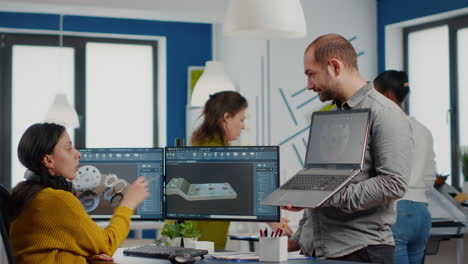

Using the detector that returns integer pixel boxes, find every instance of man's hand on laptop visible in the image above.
[281,204,305,212]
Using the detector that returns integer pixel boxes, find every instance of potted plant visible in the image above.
[157,221,201,247]
[461,146,468,192]
[159,222,183,247]
[179,221,201,247]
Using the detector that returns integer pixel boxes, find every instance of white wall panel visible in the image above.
[215,0,378,169]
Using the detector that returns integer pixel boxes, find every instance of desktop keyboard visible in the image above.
[280,174,347,191]
[123,244,208,259]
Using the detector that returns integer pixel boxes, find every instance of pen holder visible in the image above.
[259,236,287,262]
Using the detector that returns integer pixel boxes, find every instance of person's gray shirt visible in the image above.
[291,82,414,258]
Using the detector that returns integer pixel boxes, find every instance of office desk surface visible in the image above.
[114,248,366,264]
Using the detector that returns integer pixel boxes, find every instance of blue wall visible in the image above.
[0,11,212,146]
[377,0,468,72]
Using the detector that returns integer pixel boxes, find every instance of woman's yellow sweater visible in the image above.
[9,187,133,264]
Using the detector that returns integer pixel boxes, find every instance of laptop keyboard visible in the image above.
[280,174,347,191]
[123,244,208,259]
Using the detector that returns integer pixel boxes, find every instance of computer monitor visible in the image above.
[74,148,164,220]
[164,146,279,222]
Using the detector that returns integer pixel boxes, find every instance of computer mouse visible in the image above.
[169,255,196,264]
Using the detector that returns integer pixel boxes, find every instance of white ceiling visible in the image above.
[0,0,230,23]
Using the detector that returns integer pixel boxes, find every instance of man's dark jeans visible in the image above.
[329,245,395,264]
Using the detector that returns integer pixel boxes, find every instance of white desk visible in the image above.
[113,249,369,264]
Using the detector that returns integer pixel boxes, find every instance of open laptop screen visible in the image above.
[305,109,370,167]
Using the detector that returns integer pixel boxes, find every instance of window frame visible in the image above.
[403,14,468,190]
[0,33,159,188]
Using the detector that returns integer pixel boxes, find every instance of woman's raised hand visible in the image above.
[120,177,150,210]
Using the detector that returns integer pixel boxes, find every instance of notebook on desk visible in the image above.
[262,109,371,208]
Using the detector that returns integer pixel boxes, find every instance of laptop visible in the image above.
[262,108,371,208]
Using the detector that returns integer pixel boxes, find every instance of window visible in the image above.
[407,26,451,178]
[457,28,468,156]
[85,42,154,148]
[404,14,468,188]
[0,33,159,188]
[11,45,75,187]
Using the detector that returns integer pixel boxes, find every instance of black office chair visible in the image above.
[0,184,14,264]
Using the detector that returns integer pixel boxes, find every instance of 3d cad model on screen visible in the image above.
[166,178,238,201]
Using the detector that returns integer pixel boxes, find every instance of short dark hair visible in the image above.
[374,70,410,103]
[306,34,358,70]
[191,91,248,146]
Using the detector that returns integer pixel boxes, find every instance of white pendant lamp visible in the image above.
[44,14,80,129]
[45,93,80,129]
[223,0,307,39]
[190,61,236,107]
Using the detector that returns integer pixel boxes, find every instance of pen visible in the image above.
[264,227,268,237]
[278,223,286,236]
[259,229,264,237]
[273,228,280,237]
[271,230,274,237]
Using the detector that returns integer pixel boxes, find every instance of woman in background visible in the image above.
[9,123,149,264]
[191,91,294,248]
[374,70,435,264]
[190,91,248,250]
[191,91,248,147]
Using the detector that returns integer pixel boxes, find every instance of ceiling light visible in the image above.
[44,14,80,129]
[223,0,307,39]
[190,61,236,107]
[45,93,80,129]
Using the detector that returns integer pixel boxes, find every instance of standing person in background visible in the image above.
[191,91,247,147]
[189,91,293,249]
[9,123,149,264]
[374,70,434,264]
[319,103,335,111]
[189,91,248,250]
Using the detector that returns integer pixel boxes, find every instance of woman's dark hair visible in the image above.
[9,123,66,221]
[18,123,66,176]
[191,91,248,146]
[373,70,410,104]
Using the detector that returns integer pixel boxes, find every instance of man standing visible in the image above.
[284,34,413,264]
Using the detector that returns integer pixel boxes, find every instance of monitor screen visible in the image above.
[164,146,279,222]
[74,148,164,220]
[305,109,370,166]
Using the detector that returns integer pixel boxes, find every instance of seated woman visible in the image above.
[9,123,149,264]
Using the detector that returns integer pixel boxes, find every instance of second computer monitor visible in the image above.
[165,146,279,222]
[75,148,164,220]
